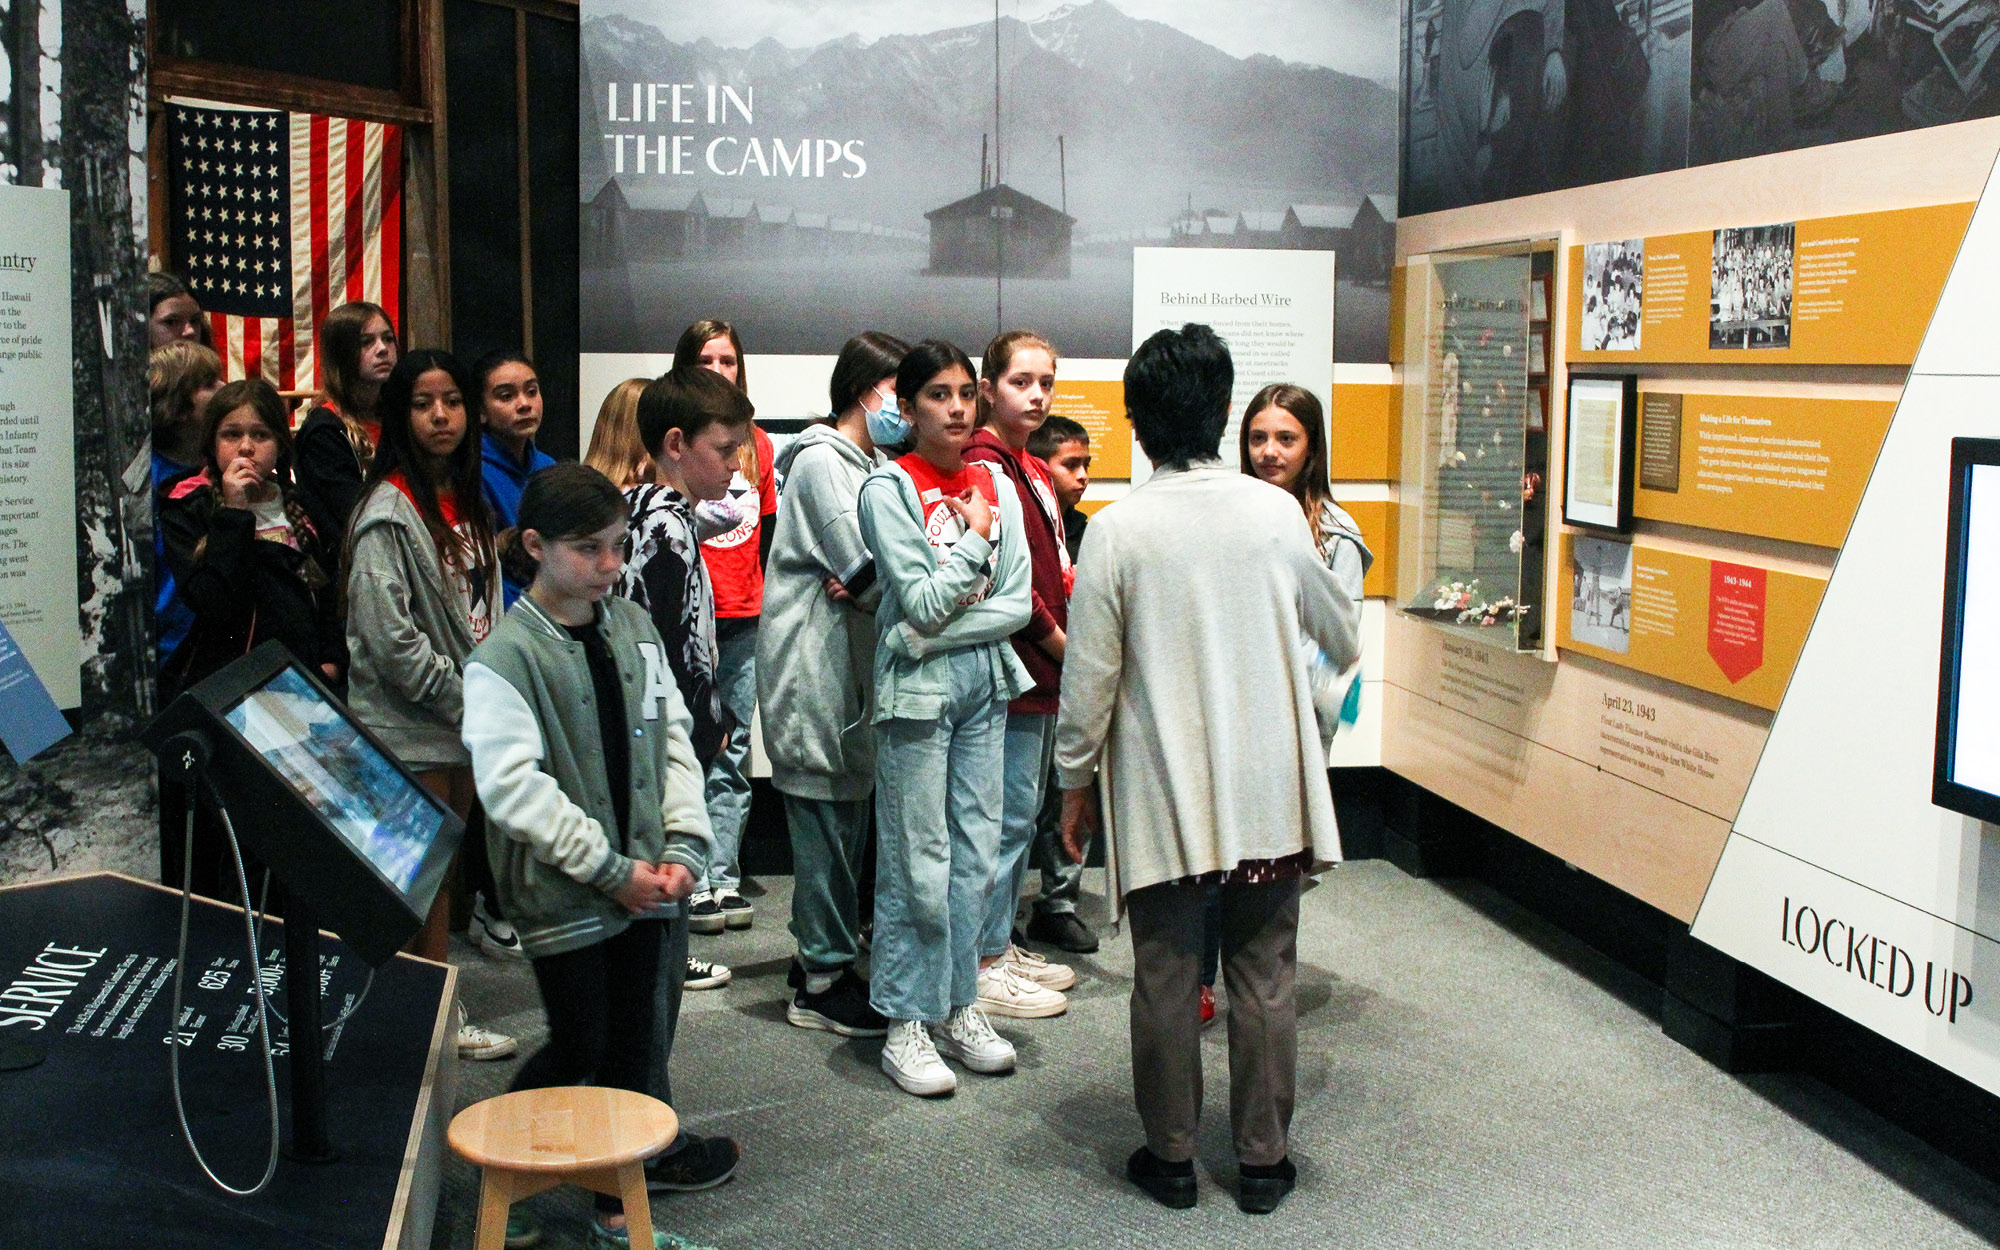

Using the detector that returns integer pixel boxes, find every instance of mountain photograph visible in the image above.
[581,0,1398,365]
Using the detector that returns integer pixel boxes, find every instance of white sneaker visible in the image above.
[881,1019,957,1096]
[931,1005,1016,1074]
[976,961,1068,1019]
[454,1001,518,1060]
[470,897,527,962]
[1005,944,1075,991]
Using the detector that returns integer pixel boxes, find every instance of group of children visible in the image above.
[146,268,1364,1244]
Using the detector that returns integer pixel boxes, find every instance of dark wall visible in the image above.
[446,1,580,460]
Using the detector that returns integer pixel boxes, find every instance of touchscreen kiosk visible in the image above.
[1934,438,2000,825]
[145,642,464,965]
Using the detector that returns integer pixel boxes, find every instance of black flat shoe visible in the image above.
[1027,910,1100,954]
[1126,1146,1197,1209]
[1237,1157,1296,1214]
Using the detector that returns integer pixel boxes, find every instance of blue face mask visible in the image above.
[864,387,910,446]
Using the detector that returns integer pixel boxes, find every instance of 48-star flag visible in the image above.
[168,101,402,391]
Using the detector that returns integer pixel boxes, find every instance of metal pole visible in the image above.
[282,893,338,1163]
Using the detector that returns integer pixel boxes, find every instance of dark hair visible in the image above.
[201,378,296,481]
[1124,323,1232,470]
[1239,383,1332,528]
[976,329,1058,427]
[894,339,977,407]
[636,365,755,459]
[1027,415,1088,461]
[672,319,749,396]
[147,270,195,313]
[472,349,535,404]
[512,464,630,586]
[198,377,317,546]
[361,349,494,570]
[829,331,909,418]
[147,271,212,348]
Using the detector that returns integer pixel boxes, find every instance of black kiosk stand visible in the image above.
[144,642,465,1168]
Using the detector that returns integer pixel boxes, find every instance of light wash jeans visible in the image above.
[784,793,871,972]
[869,647,1007,1024]
[701,621,757,893]
[981,711,1055,957]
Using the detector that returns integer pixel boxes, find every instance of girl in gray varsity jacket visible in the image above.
[461,464,715,1249]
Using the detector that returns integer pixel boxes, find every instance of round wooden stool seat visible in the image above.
[450,1087,678,1249]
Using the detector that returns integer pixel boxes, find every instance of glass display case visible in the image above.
[1396,239,1556,652]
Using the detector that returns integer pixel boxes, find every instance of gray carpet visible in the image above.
[434,862,2000,1249]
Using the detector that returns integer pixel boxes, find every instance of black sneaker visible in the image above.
[1237,1157,1297,1214]
[716,889,753,930]
[1126,1146,1196,1209]
[644,1132,740,1192]
[786,968,888,1037]
[684,954,732,990]
[686,891,725,935]
[1027,910,1100,954]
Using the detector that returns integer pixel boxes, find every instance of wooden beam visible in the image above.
[400,0,452,349]
[462,0,578,20]
[149,60,432,126]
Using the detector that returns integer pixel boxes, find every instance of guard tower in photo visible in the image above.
[925,184,1076,279]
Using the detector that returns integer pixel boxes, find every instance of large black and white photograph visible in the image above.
[1400,0,1691,215]
[1570,534,1633,653]
[1690,0,2000,165]
[0,0,157,887]
[1581,238,1644,350]
[1709,221,1793,350]
[580,0,1399,362]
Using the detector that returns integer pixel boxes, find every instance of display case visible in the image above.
[1396,239,1557,651]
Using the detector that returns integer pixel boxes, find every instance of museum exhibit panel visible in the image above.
[12,0,2000,1242]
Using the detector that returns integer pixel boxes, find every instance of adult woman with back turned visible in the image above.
[1056,324,1360,1215]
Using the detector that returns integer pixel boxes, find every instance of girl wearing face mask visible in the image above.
[344,350,515,1064]
[962,330,1079,1019]
[158,378,347,899]
[297,301,401,543]
[758,331,908,1039]
[856,339,1035,1098]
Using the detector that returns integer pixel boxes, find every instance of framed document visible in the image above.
[1934,438,2000,824]
[1563,373,1637,531]
[1528,327,1548,375]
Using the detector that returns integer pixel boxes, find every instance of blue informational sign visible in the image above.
[0,617,72,762]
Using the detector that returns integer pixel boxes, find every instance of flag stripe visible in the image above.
[345,118,367,304]
[242,314,263,381]
[362,123,384,308]
[291,112,316,390]
[381,128,403,332]
[310,116,332,342]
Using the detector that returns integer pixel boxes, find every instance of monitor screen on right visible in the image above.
[1935,440,2000,824]
[223,666,447,896]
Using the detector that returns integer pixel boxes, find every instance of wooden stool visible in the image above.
[449,1086,678,1250]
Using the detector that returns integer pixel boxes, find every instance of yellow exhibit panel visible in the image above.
[1558,536,1826,711]
[1330,382,1397,481]
[1566,202,1974,366]
[1339,499,1397,599]
[1049,378,1131,480]
[1634,393,1896,548]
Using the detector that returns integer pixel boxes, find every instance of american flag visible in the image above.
[168,101,403,391]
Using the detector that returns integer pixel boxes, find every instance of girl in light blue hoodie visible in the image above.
[855,339,1033,1097]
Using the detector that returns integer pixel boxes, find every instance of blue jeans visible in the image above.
[785,793,871,971]
[981,711,1054,957]
[702,621,757,893]
[869,648,1007,1024]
